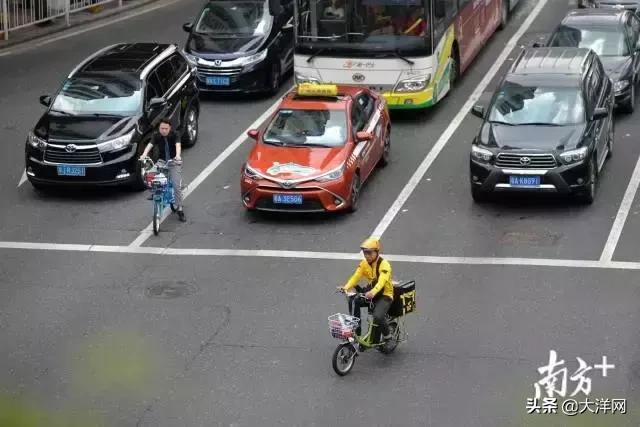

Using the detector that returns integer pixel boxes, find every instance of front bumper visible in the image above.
[25,144,139,187]
[240,178,350,212]
[469,159,591,195]
[195,61,271,94]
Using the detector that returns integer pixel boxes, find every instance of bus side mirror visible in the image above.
[434,0,446,18]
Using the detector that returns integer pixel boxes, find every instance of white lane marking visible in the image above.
[600,154,640,262]
[18,170,27,187]
[0,0,181,58]
[370,0,551,238]
[128,92,288,247]
[3,240,640,270]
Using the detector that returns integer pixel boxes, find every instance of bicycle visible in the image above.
[329,280,416,376]
[140,157,179,235]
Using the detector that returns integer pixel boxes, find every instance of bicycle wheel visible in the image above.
[377,320,399,355]
[332,343,357,376]
[153,201,160,236]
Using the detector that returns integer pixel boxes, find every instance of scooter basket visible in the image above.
[388,280,416,317]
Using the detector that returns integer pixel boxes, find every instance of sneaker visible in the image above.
[177,210,186,222]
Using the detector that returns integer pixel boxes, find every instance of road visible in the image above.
[2,0,640,425]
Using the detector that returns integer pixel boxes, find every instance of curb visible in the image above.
[0,0,162,51]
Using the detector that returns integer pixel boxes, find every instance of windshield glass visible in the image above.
[488,83,586,126]
[263,108,348,147]
[194,1,272,36]
[51,75,142,116]
[295,0,431,56]
[549,25,630,56]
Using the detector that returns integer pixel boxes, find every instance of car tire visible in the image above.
[449,46,460,89]
[347,173,361,213]
[268,62,281,95]
[378,128,391,167]
[621,83,635,114]
[579,157,597,204]
[181,104,199,148]
[471,186,488,203]
[498,0,509,30]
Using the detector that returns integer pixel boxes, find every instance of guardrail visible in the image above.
[0,0,123,40]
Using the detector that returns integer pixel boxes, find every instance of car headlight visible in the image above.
[394,75,431,93]
[614,79,630,93]
[27,132,46,149]
[96,129,135,153]
[315,164,344,182]
[243,163,261,180]
[559,146,588,164]
[182,50,199,66]
[238,50,268,67]
[295,72,320,84]
[471,144,493,163]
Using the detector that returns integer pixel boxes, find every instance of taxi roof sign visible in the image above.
[297,83,338,97]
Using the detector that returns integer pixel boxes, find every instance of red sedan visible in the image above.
[240,84,391,213]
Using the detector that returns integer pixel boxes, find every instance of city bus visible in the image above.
[292,0,521,110]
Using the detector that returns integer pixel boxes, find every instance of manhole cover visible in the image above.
[144,281,198,299]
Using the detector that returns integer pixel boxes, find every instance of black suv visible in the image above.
[469,47,614,204]
[26,43,200,190]
[543,8,640,112]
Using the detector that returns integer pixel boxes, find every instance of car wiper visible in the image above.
[516,122,563,126]
[262,139,285,146]
[87,113,123,118]
[489,120,515,126]
[50,109,74,116]
[286,142,333,148]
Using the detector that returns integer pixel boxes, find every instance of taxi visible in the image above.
[241,83,391,212]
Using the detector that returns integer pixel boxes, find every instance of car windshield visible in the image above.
[549,25,630,56]
[488,83,586,126]
[51,75,142,116]
[295,0,431,56]
[263,108,348,147]
[194,0,272,36]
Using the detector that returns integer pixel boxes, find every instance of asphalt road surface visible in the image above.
[2,0,640,425]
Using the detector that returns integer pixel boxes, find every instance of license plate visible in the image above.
[509,175,540,186]
[273,194,303,204]
[57,165,86,176]
[206,76,230,86]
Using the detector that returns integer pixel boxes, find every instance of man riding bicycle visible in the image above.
[337,237,394,342]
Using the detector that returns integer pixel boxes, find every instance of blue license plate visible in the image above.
[57,165,86,176]
[273,194,303,204]
[509,175,540,186]
[206,76,230,86]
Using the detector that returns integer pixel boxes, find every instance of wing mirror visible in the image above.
[183,22,193,33]
[356,131,373,142]
[39,95,51,107]
[470,104,485,119]
[592,107,608,120]
[247,129,260,140]
[148,97,167,111]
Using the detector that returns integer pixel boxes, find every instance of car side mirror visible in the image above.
[434,0,445,18]
[356,131,373,142]
[592,107,608,120]
[148,97,166,110]
[247,129,260,140]
[470,104,485,119]
[183,22,193,33]
[39,95,51,107]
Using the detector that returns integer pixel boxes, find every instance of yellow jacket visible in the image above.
[344,257,394,299]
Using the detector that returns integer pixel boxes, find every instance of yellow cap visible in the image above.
[360,237,381,251]
[297,83,338,97]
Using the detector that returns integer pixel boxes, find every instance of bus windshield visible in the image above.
[295,0,432,56]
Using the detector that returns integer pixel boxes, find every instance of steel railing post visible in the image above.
[65,0,69,26]
[2,0,8,40]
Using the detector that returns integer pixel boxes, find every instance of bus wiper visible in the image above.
[377,50,414,65]
[307,48,327,63]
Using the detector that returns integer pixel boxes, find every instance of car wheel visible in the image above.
[498,0,509,30]
[268,63,281,95]
[471,185,488,203]
[378,128,391,167]
[181,104,199,148]
[449,47,460,88]
[347,174,361,213]
[622,83,635,114]
[579,157,597,204]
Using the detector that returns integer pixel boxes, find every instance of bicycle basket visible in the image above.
[328,313,360,340]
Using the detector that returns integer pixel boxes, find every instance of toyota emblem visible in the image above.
[352,73,365,82]
[213,59,223,67]
[519,156,531,165]
[282,180,294,188]
[65,144,77,153]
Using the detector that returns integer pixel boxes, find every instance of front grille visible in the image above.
[44,145,102,164]
[495,153,556,169]
[196,65,243,77]
[255,197,324,212]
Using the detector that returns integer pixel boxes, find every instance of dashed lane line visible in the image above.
[370,0,551,239]
[2,240,640,270]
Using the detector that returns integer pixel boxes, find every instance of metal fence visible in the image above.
[1,0,123,40]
